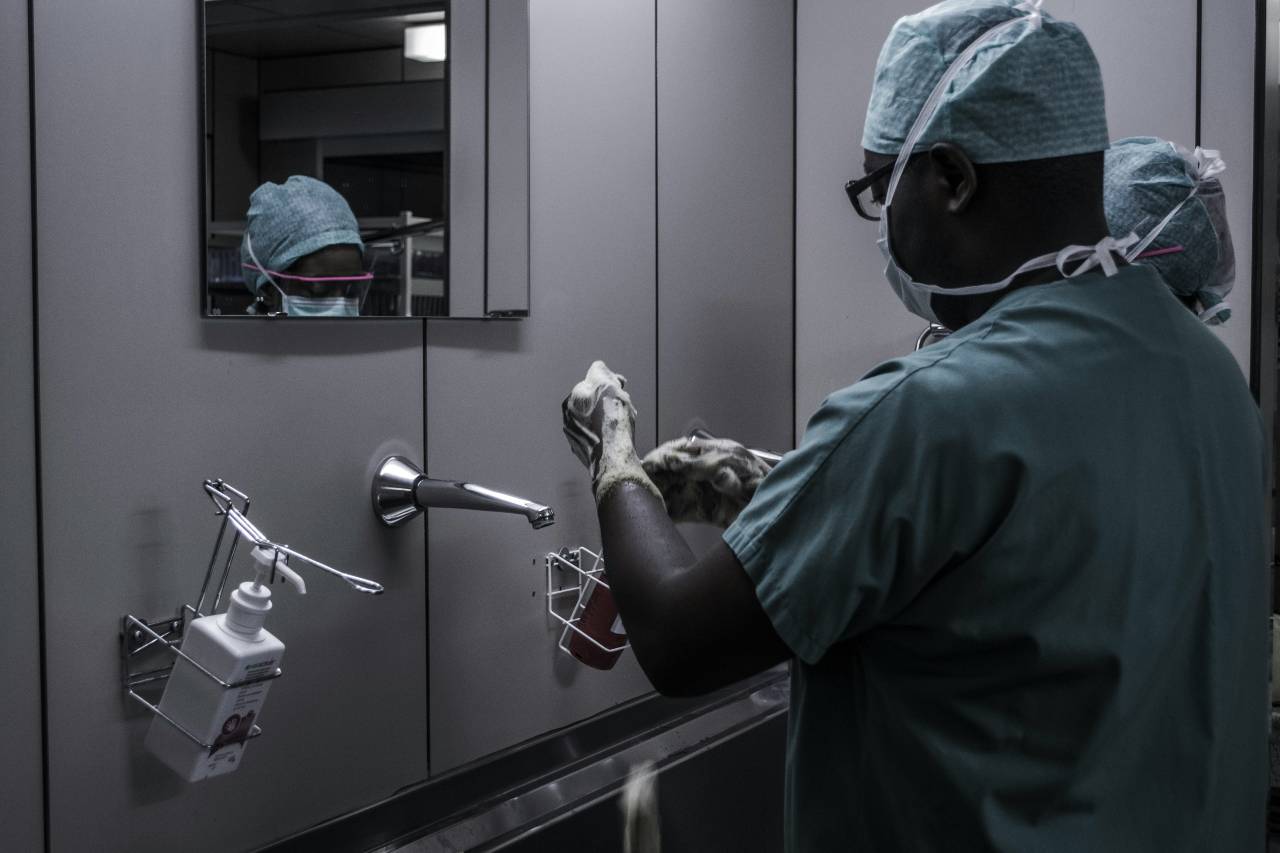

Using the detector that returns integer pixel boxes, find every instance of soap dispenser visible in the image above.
[144,546,304,782]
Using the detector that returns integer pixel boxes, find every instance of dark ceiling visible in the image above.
[206,0,446,59]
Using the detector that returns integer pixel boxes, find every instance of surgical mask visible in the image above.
[276,293,360,317]
[1123,146,1234,325]
[243,233,371,318]
[878,0,1136,326]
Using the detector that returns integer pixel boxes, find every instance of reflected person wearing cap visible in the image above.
[561,2,1268,851]
[1104,137,1237,325]
[240,175,372,317]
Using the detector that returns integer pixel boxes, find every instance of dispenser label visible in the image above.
[194,661,277,780]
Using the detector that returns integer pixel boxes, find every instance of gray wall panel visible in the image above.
[486,0,531,315]
[33,2,427,851]
[449,0,488,318]
[795,0,921,434]
[425,0,657,773]
[1063,0,1197,145]
[656,0,795,453]
[1200,0,1256,375]
[796,0,1206,436]
[0,0,45,849]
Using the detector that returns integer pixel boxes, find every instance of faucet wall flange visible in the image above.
[372,455,426,527]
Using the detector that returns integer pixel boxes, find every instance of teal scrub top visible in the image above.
[723,264,1269,852]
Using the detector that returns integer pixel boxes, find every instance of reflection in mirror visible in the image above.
[203,0,449,317]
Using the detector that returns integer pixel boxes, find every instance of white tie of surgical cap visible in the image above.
[1186,146,1226,181]
[1013,0,1045,26]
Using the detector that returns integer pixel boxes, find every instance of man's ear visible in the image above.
[929,142,978,214]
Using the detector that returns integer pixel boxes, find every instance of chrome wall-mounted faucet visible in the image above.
[372,456,555,529]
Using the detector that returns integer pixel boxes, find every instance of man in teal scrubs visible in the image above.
[561,2,1269,849]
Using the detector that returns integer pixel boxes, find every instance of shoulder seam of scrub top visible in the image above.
[732,318,998,558]
[727,318,1003,591]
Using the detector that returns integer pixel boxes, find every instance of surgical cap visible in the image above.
[240,176,365,293]
[863,0,1109,164]
[1104,137,1235,321]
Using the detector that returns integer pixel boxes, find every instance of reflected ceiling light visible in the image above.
[404,23,446,63]
[400,11,446,23]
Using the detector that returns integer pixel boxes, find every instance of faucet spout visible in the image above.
[414,478,556,529]
[372,456,555,528]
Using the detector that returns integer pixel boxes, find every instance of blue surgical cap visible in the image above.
[863,0,1109,164]
[1104,137,1235,322]
[240,176,365,293]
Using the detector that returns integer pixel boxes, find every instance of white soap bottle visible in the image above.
[145,547,304,781]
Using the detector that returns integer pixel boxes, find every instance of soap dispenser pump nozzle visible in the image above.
[223,547,306,636]
[249,546,307,595]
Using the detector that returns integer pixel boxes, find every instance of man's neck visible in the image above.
[934,214,1113,329]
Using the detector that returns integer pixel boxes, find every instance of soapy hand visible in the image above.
[642,436,771,528]
[562,360,635,470]
[562,361,661,503]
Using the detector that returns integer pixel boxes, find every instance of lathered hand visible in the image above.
[642,436,771,528]
[561,361,660,503]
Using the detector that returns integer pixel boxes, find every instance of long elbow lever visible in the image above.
[686,429,785,468]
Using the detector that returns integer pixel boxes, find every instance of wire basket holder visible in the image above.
[120,479,384,750]
[545,547,628,659]
[121,613,281,749]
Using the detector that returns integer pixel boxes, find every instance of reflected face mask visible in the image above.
[277,293,360,317]
[242,233,371,317]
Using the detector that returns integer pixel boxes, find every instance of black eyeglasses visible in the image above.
[844,160,895,222]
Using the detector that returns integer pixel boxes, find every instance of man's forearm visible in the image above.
[564,361,788,695]
[596,482,791,696]
[596,481,697,689]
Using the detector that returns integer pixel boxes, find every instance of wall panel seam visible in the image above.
[791,0,798,449]
[1251,0,1271,401]
[654,0,660,445]
[483,0,490,315]
[1195,0,1203,146]
[26,0,51,848]
[423,319,431,775]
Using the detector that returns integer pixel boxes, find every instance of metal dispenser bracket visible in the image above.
[120,479,383,749]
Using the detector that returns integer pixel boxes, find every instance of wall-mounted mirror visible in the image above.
[200,0,529,319]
